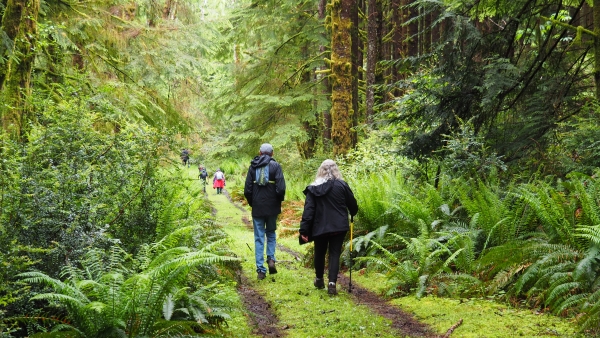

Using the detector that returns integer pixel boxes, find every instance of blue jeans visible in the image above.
[253,215,277,273]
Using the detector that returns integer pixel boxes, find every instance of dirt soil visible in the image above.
[236,271,284,337]
[337,273,436,337]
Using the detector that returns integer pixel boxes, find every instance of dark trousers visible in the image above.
[313,231,347,283]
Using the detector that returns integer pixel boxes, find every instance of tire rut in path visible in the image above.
[217,190,285,337]
[236,271,284,337]
[337,274,436,337]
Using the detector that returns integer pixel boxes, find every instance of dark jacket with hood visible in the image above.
[299,179,358,241]
[244,155,286,217]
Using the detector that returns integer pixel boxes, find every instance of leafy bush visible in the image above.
[0,98,173,275]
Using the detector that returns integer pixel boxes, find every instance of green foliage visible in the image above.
[207,0,330,158]
[476,173,600,332]
[0,96,172,274]
[16,227,239,337]
[552,104,600,175]
[385,0,592,174]
[439,118,507,181]
[455,178,525,247]
[354,217,482,298]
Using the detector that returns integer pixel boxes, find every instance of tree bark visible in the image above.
[403,0,418,57]
[330,0,356,156]
[351,0,361,147]
[0,0,40,139]
[300,43,319,159]
[319,0,332,147]
[594,0,600,99]
[366,0,381,125]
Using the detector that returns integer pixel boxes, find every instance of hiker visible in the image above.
[299,159,358,295]
[213,168,225,194]
[198,165,208,191]
[244,143,286,280]
[181,149,190,167]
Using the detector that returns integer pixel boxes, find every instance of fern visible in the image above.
[18,231,239,337]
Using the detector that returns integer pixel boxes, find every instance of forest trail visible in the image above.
[200,176,437,338]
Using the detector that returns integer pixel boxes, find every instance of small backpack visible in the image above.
[255,164,270,186]
[215,171,224,180]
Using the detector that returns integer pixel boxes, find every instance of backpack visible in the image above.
[215,171,224,180]
[200,169,208,179]
[255,164,270,186]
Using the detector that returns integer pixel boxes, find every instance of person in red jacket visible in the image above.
[299,159,358,295]
[213,168,225,194]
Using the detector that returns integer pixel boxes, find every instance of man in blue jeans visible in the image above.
[244,143,286,280]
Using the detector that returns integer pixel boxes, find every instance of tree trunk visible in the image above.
[330,0,356,156]
[351,0,361,147]
[366,0,381,125]
[0,0,40,139]
[594,0,600,99]
[300,43,319,159]
[391,0,402,97]
[319,0,332,148]
[403,0,418,57]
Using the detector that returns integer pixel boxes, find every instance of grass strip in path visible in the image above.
[275,235,435,337]
[207,188,284,337]
[211,186,435,338]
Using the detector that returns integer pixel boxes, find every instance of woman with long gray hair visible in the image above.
[299,159,358,295]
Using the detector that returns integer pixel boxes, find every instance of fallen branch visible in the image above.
[442,318,463,338]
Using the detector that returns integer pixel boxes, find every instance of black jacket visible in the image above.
[299,179,358,240]
[244,155,286,217]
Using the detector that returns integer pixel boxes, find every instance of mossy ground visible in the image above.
[183,167,584,337]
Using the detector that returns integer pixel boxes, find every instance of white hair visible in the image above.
[312,159,343,185]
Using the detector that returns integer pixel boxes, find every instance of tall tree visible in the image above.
[0,0,40,138]
[330,0,357,156]
[365,0,381,124]
[319,0,332,148]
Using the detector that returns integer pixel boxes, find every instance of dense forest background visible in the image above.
[3,0,600,336]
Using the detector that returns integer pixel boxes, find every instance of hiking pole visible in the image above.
[349,215,354,293]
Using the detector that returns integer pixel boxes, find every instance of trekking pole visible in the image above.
[349,215,354,293]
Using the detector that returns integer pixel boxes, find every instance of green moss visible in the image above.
[393,297,581,338]
[350,272,582,338]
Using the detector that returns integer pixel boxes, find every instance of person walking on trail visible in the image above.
[198,165,208,192]
[244,143,286,281]
[181,149,190,167]
[213,168,225,194]
[299,159,358,295]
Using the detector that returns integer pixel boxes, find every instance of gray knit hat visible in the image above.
[259,143,274,154]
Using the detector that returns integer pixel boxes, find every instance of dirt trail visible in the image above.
[217,190,437,338]
[236,271,283,337]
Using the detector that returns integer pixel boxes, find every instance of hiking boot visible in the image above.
[314,278,325,289]
[267,258,277,274]
[328,282,337,295]
[257,271,266,280]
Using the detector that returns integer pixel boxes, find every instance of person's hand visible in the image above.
[301,235,309,243]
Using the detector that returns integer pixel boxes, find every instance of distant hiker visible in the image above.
[299,159,358,295]
[181,149,190,167]
[213,168,225,194]
[198,165,208,191]
[244,143,286,280]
